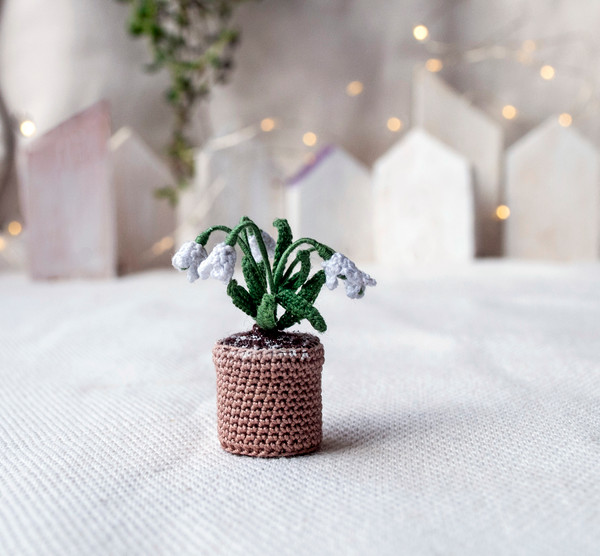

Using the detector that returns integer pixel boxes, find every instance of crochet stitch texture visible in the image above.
[198,242,237,283]
[171,241,208,283]
[248,230,276,263]
[213,333,324,457]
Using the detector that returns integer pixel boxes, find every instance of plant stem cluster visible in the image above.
[173,217,376,333]
[199,217,334,332]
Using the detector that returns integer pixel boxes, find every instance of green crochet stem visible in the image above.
[225,220,275,294]
[195,222,264,290]
[273,238,334,289]
[240,221,268,294]
[195,225,231,245]
[191,217,336,333]
[281,247,317,284]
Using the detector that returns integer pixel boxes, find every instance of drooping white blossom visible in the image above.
[248,230,276,263]
[321,252,376,299]
[172,241,208,283]
[198,242,237,283]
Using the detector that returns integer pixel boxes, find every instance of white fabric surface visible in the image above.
[1,263,599,555]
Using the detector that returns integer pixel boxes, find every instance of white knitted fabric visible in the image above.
[248,231,276,263]
[1,263,599,556]
[322,252,376,298]
[171,241,208,283]
[198,242,236,283]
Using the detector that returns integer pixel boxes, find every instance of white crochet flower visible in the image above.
[248,230,276,263]
[172,241,208,283]
[198,242,237,283]
[321,252,376,299]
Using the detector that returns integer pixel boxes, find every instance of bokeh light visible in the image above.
[413,25,429,41]
[540,65,555,80]
[425,58,443,72]
[260,118,276,132]
[302,132,317,147]
[558,113,572,127]
[7,221,22,236]
[19,120,36,138]
[387,117,403,132]
[502,105,518,120]
[346,81,364,96]
[496,205,511,220]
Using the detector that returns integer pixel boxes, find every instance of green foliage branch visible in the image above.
[117,0,252,204]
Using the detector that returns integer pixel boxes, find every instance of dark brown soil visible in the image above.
[219,325,319,350]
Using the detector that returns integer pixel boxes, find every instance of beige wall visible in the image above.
[1,0,598,221]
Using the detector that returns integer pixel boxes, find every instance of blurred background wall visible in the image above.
[1,0,598,268]
[2,0,598,167]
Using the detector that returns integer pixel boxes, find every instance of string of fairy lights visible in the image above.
[256,22,585,160]
[411,23,581,129]
[2,17,593,261]
[252,21,592,224]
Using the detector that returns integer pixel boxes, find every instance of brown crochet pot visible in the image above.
[213,331,324,458]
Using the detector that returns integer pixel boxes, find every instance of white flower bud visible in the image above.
[321,252,376,299]
[198,242,237,283]
[248,230,276,263]
[172,241,208,283]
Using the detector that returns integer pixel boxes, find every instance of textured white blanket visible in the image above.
[1,263,599,555]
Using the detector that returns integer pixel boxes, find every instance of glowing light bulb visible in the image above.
[260,118,276,132]
[502,105,518,120]
[425,58,443,72]
[0,236,6,252]
[496,205,510,220]
[540,65,555,80]
[346,81,364,96]
[19,120,36,138]
[413,25,429,41]
[7,221,22,236]
[302,132,317,147]
[558,113,572,127]
[387,117,403,132]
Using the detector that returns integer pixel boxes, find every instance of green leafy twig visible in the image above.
[116,0,254,205]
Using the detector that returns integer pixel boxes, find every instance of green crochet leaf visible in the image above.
[256,293,277,330]
[273,218,293,270]
[277,270,327,330]
[241,254,266,305]
[282,250,311,292]
[275,309,301,331]
[257,260,268,285]
[298,269,326,304]
[226,279,257,318]
[276,289,327,333]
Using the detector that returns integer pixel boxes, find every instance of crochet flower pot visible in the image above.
[213,327,324,457]
[173,216,375,458]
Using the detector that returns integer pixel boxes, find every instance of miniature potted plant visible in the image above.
[172,216,376,457]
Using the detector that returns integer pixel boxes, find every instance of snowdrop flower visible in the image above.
[321,252,376,299]
[172,241,208,283]
[198,242,237,283]
[248,230,276,263]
